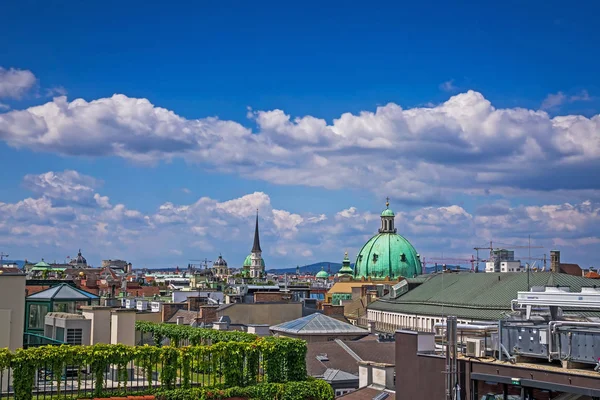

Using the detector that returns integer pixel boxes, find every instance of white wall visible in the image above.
[0,274,25,350]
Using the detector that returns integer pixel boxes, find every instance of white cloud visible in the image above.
[0,67,37,99]
[0,91,599,205]
[439,79,458,92]
[22,170,101,206]
[1,170,599,268]
[541,90,592,109]
[45,86,68,97]
[0,103,9,111]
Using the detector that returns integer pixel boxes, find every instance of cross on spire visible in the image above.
[386,197,390,208]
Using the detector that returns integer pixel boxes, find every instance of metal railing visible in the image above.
[23,332,67,348]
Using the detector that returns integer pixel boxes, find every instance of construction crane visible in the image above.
[0,252,8,267]
[421,256,476,272]
[189,258,212,272]
[474,240,543,271]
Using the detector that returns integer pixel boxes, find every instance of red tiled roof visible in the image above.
[559,263,582,276]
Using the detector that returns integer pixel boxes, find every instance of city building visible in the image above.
[394,284,600,400]
[306,337,396,396]
[25,283,100,335]
[242,212,266,279]
[212,254,229,278]
[68,249,88,268]
[367,272,600,333]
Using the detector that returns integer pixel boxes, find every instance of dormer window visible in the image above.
[372,253,379,263]
[400,253,406,262]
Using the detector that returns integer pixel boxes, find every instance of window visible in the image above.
[54,302,76,313]
[400,253,406,262]
[28,304,48,329]
[66,328,83,345]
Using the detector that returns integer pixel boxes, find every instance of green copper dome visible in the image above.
[354,234,421,279]
[316,268,330,279]
[243,254,265,267]
[353,199,421,279]
[381,208,395,217]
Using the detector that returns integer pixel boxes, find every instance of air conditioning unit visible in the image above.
[465,338,485,357]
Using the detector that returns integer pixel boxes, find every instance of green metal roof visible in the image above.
[338,253,354,275]
[369,272,600,321]
[381,208,395,217]
[34,261,51,268]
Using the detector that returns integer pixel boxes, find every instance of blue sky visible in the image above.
[0,1,599,269]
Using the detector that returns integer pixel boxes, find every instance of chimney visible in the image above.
[371,362,395,390]
[110,309,136,346]
[358,362,373,388]
[550,250,560,273]
[81,306,113,344]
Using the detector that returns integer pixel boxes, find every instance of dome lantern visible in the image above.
[379,197,397,233]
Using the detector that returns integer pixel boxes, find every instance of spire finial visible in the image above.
[344,251,348,258]
[386,197,390,208]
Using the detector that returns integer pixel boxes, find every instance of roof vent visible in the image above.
[316,354,329,362]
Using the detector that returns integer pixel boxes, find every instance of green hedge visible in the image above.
[1,338,307,400]
[21,380,334,400]
[152,380,334,400]
[135,321,257,345]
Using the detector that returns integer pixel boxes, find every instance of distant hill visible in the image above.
[268,262,347,275]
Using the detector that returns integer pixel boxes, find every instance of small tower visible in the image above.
[337,251,354,281]
[379,197,397,234]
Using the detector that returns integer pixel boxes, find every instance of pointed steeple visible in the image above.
[252,210,262,253]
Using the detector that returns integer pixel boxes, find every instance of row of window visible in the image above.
[368,310,469,331]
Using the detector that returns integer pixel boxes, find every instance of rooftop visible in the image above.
[27,283,100,301]
[370,272,600,320]
[270,313,368,335]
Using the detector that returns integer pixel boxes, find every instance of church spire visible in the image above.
[252,209,262,253]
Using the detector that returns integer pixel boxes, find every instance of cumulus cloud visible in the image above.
[0,91,599,205]
[22,170,101,206]
[1,170,599,267]
[0,67,37,99]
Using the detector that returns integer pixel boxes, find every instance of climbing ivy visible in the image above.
[0,334,308,400]
[135,321,257,345]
